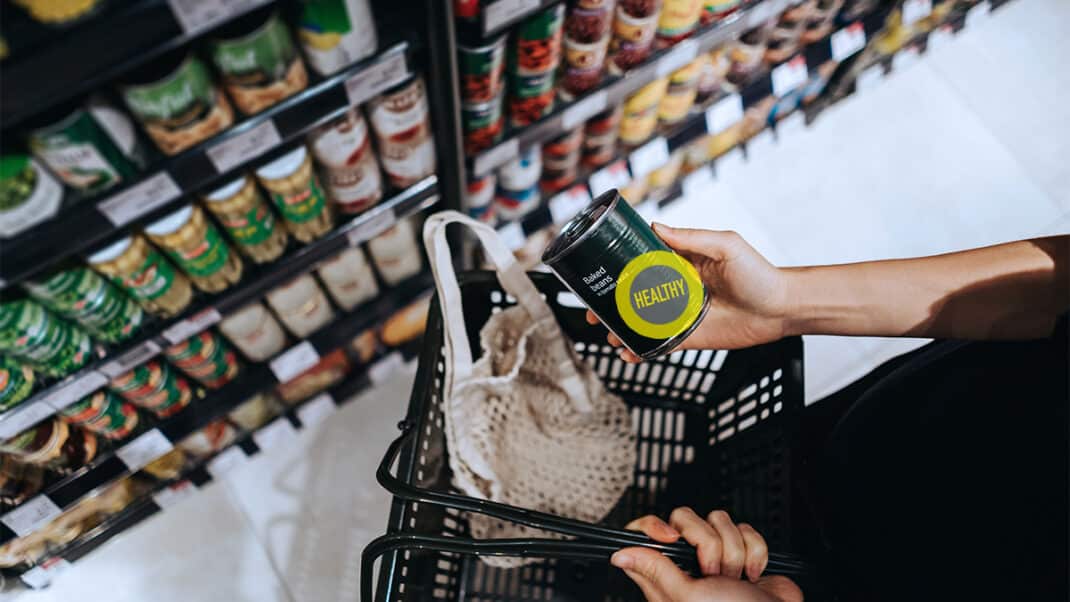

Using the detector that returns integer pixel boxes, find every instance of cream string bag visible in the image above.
[424,211,637,567]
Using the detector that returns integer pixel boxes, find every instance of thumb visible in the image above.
[612,547,691,597]
[652,223,740,259]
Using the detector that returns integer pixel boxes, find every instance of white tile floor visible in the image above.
[10,0,1069,599]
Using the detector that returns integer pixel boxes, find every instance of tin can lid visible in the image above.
[145,205,194,236]
[541,188,618,265]
[87,236,133,264]
[204,176,248,202]
[256,146,306,180]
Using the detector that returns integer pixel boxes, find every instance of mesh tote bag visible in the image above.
[423,211,637,566]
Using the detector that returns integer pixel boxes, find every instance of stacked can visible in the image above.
[658,56,703,126]
[109,359,194,418]
[702,0,742,24]
[256,146,335,243]
[561,0,614,99]
[765,1,813,64]
[464,173,497,224]
[203,175,289,264]
[656,0,704,48]
[296,0,379,77]
[507,5,565,127]
[0,419,97,472]
[146,204,244,294]
[87,234,194,318]
[540,127,584,195]
[308,108,384,215]
[726,22,773,86]
[164,330,242,389]
[619,77,668,146]
[801,0,845,44]
[583,105,622,167]
[0,153,63,239]
[0,297,93,378]
[608,0,661,74]
[459,34,507,154]
[59,390,139,441]
[24,266,144,344]
[367,77,438,188]
[0,356,34,411]
[695,49,729,104]
[495,147,542,220]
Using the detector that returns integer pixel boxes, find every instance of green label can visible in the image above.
[26,105,141,194]
[0,356,34,411]
[0,299,93,376]
[542,189,709,359]
[210,9,307,115]
[59,390,139,440]
[109,359,193,418]
[461,92,505,154]
[163,330,241,389]
[24,267,144,344]
[458,34,507,104]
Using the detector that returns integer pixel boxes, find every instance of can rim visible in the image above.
[541,188,619,265]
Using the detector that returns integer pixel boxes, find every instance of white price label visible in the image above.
[152,480,196,508]
[474,138,519,177]
[346,207,396,246]
[966,1,989,27]
[0,401,56,440]
[162,308,222,345]
[345,51,410,107]
[831,23,867,62]
[484,0,541,34]
[369,352,404,386]
[254,418,298,450]
[681,165,715,198]
[269,341,320,383]
[168,0,266,35]
[588,160,632,198]
[771,56,809,97]
[629,137,670,180]
[776,111,806,137]
[892,45,921,72]
[634,201,661,223]
[1,495,62,537]
[20,558,70,590]
[117,429,174,472]
[97,172,182,227]
[562,91,608,130]
[497,222,527,252]
[746,127,776,157]
[705,94,744,135]
[296,393,336,428]
[206,120,282,173]
[41,371,109,411]
[856,64,884,91]
[901,0,933,26]
[656,40,699,78]
[99,341,162,379]
[208,446,248,478]
[927,24,954,51]
[548,185,592,225]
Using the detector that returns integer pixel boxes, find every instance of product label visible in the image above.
[220,202,277,246]
[269,177,328,224]
[116,249,178,301]
[311,114,383,207]
[123,58,216,124]
[212,15,297,82]
[168,223,231,277]
[34,142,120,193]
[614,250,705,339]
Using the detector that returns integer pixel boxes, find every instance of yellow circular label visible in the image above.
[614,250,705,340]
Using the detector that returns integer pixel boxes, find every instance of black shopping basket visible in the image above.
[363,271,811,601]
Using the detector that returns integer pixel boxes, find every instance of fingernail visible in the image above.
[611,551,635,570]
[651,222,667,233]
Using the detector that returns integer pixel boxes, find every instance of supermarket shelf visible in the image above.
[0,177,438,442]
[0,271,434,548]
[478,0,564,38]
[0,0,277,126]
[469,0,794,177]
[0,42,415,288]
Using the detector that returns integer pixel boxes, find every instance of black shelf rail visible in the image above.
[0,42,415,288]
[0,177,438,442]
[468,0,795,178]
[0,271,434,547]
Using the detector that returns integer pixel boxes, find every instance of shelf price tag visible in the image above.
[484,0,541,34]
[656,39,699,78]
[162,308,222,345]
[206,119,282,173]
[346,208,396,247]
[549,185,592,225]
[168,0,266,35]
[152,480,197,509]
[40,371,109,411]
[117,429,174,472]
[588,160,632,198]
[705,94,744,135]
[497,222,527,252]
[0,401,56,440]
[296,393,336,428]
[346,51,409,108]
[901,0,932,26]
[681,165,715,198]
[269,341,320,383]
[369,352,404,386]
[20,558,70,590]
[97,172,183,227]
[562,91,609,130]
[856,64,884,91]
[208,446,248,479]
[831,22,867,62]
[1,495,63,537]
[254,418,299,450]
[474,138,519,177]
[771,56,809,97]
[629,137,670,180]
[99,341,162,379]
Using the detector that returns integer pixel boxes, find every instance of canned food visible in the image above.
[219,302,287,362]
[87,235,193,318]
[121,51,235,156]
[458,34,507,104]
[462,92,505,155]
[620,77,668,145]
[109,359,193,418]
[367,218,423,286]
[695,50,729,104]
[726,23,772,86]
[203,175,289,263]
[297,0,378,76]
[702,0,742,24]
[309,108,384,215]
[317,247,379,310]
[542,189,709,359]
[657,0,703,47]
[24,266,144,344]
[209,8,309,115]
[583,105,622,168]
[146,204,244,294]
[0,154,62,239]
[59,390,139,440]
[0,356,34,411]
[658,57,703,126]
[179,419,238,458]
[508,5,565,125]
[164,330,241,389]
[0,419,98,471]
[541,128,583,194]
[561,34,612,98]
[266,275,335,338]
[495,147,541,220]
[256,146,335,243]
[464,173,497,223]
[367,77,437,188]
[609,3,659,73]
[0,298,93,377]
[508,71,557,127]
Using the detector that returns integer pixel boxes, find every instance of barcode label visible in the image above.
[831,22,867,62]
[168,0,266,35]
[117,429,174,472]
[97,172,182,227]
[705,94,744,135]
[0,401,56,440]
[548,185,592,225]
[345,51,409,107]
[20,558,70,590]
[99,341,162,378]
[771,56,808,97]
[40,371,109,411]
[484,0,541,34]
[296,393,336,428]
[562,91,608,130]
[206,120,281,173]
[269,341,320,383]
[588,160,632,198]
[1,495,62,537]
[474,138,519,177]
[346,208,396,246]
[162,308,222,345]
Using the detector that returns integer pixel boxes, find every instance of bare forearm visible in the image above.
[782,236,1070,340]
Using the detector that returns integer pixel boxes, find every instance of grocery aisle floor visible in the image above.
[11,0,1069,599]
